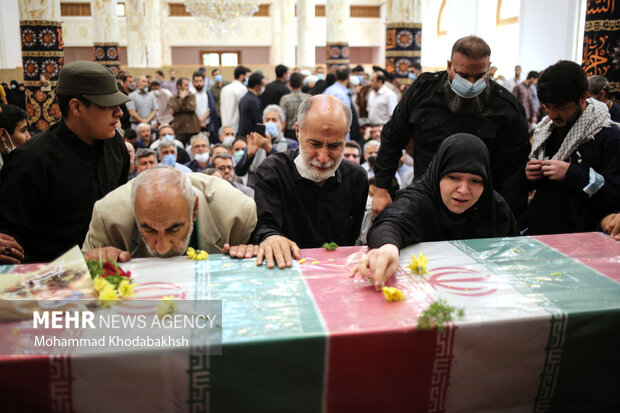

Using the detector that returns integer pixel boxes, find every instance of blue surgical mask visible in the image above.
[408,72,417,81]
[450,73,487,98]
[162,154,176,166]
[214,74,222,83]
[349,75,360,86]
[265,121,279,138]
[234,149,244,162]
[243,77,248,86]
[317,74,324,80]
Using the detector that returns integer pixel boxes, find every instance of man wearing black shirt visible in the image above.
[238,73,265,137]
[0,61,130,263]
[525,61,620,234]
[246,94,368,268]
[260,64,290,109]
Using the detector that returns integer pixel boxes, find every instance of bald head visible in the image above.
[297,94,352,135]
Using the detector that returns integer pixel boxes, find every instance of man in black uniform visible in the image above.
[0,61,130,263]
[372,36,529,226]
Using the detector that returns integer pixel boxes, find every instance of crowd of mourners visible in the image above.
[1,35,619,290]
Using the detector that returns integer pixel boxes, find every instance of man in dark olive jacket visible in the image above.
[373,36,530,227]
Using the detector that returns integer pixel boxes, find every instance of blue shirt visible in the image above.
[324,82,351,107]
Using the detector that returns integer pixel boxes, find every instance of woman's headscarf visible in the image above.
[367,133,517,249]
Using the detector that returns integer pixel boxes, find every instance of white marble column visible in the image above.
[18,0,63,131]
[92,0,121,75]
[326,0,349,70]
[385,0,423,84]
[279,0,296,67]
[270,0,282,65]
[126,0,162,68]
[160,0,172,67]
[297,0,315,69]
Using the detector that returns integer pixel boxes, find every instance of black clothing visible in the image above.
[609,101,620,123]
[368,134,518,249]
[238,92,263,138]
[374,71,530,226]
[526,125,620,234]
[0,120,129,262]
[252,149,369,248]
[260,80,290,109]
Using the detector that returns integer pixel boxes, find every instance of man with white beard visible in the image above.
[227,95,367,269]
[81,167,256,262]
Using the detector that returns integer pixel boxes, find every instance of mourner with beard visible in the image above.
[225,95,368,269]
[82,167,256,262]
[372,36,530,227]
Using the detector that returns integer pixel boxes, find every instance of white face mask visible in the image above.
[222,136,235,148]
[152,90,161,97]
[1,130,15,154]
[294,141,343,182]
[194,152,210,164]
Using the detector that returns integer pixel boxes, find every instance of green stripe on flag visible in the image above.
[455,237,620,410]
[188,255,327,412]
[454,237,620,313]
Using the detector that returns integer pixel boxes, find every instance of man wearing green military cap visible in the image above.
[0,61,131,263]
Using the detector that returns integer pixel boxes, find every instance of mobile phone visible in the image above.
[254,123,266,136]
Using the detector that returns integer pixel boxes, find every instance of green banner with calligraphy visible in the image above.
[583,0,620,100]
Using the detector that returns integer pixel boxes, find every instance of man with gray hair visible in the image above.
[234,104,291,187]
[134,148,157,175]
[226,95,367,269]
[587,75,620,122]
[157,136,192,173]
[82,167,257,262]
[127,75,158,130]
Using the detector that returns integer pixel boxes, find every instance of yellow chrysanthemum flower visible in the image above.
[406,252,432,276]
[156,295,178,319]
[186,247,208,260]
[92,276,110,293]
[99,284,119,308]
[382,286,405,302]
[118,279,136,298]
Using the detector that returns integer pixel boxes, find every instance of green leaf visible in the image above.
[322,242,339,251]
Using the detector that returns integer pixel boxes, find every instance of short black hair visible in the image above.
[213,153,234,165]
[451,36,491,59]
[211,68,220,76]
[120,74,133,83]
[335,65,350,82]
[192,71,205,80]
[176,77,188,89]
[374,72,386,84]
[155,70,164,77]
[411,62,422,71]
[234,65,251,80]
[124,128,137,140]
[345,140,361,153]
[289,72,304,89]
[56,95,91,119]
[248,72,264,89]
[0,104,28,135]
[526,71,539,80]
[275,64,288,79]
[537,60,588,105]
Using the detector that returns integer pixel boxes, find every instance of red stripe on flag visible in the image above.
[300,247,442,412]
[0,355,52,411]
[534,232,620,283]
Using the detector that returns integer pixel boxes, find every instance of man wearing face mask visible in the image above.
[0,104,31,175]
[231,137,247,163]
[210,68,229,121]
[219,125,236,148]
[372,36,529,228]
[157,137,192,173]
[150,80,174,128]
[238,72,266,138]
[186,134,211,172]
[234,104,290,188]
